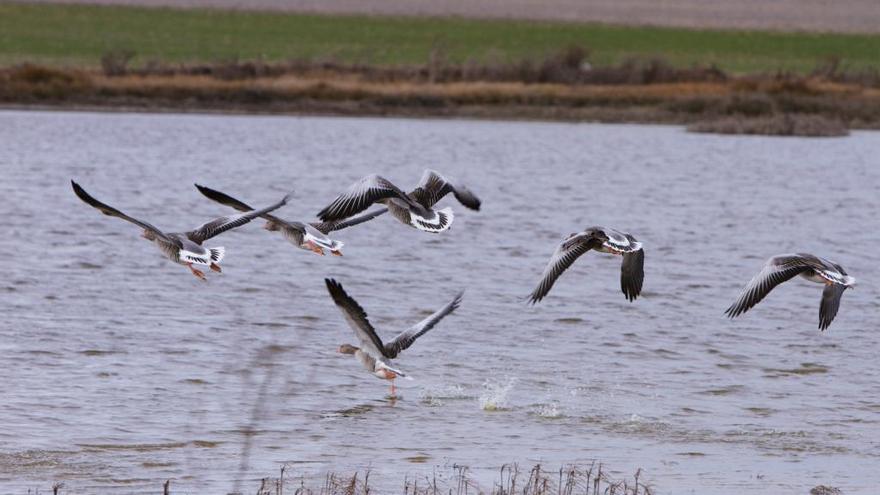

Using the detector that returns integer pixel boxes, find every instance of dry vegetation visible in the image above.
[233,462,652,495]
[2,47,878,135]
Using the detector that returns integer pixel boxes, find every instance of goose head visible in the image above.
[338,344,359,355]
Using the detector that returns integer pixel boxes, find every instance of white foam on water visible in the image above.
[533,401,563,418]
[418,384,469,406]
[479,377,517,411]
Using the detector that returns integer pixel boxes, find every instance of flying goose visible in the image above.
[725,253,855,330]
[317,170,481,233]
[325,278,463,396]
[195,184,385,256]
[71,180,291,280]
[529,227,644,304]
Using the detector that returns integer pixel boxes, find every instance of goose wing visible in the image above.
[317,175,411,222]
[384,290,463,359]
[528,232,603,304]
[408,169,481,210]
[71,180,177,245]
[620,235,645,302]
[325,278,388,359]
[186,191,292,244]
[724,254,817,318]
[819,283,847,331]
[310,208,389,234]
[194,184,287,225]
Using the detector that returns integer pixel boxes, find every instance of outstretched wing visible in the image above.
[317,175,411,222]
[384,290,463,358]
[528,232,602,304]
[620,236,644,302]
[71,180,175,244]
[819,283,847,331]
[324,278,388,359]
[194,184,287,225]
[408,169,481,210]
[724,254,816,318]
[310,208,389,234]
[187,191,292,244]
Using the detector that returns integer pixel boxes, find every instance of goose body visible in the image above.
[196,184,384,255]
[725,253,855,330]
[317,170,480,233]
[72,180,290,279]
[325,278,463,396]
[529,226,645,304]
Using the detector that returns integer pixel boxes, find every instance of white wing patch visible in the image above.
[603,238,640,253]
[819,270,855,286]
[375,360,408,378]
[410,207,454,233]
[210,247,225,263]
[180,249,212,266]
[304,231,341,250]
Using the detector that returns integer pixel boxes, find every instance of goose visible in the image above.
[317,170,480,233]
[195,184,385,256]
[529,227,644,304]
[725,253,855,330]
[71,180,291,280]
[324,278,463,396]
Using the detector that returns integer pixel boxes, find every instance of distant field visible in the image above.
[2,3,880,73]
[24,0,880,34]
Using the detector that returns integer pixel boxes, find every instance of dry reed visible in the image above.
[216,462,653,495]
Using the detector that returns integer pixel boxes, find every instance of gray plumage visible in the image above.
[725,253,855,331]
[71,180,290,277]
[529,226,644,304]
[317,170,480,233]
[325,278,463,371]
[195,184,383,255]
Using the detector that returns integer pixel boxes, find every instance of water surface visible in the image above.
[1,110,878,494]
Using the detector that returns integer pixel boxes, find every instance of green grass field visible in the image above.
[1,2,879,73]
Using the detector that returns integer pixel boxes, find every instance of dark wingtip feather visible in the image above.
[71,180,98,207]
[194,183,213,196]
[450,290,465,309]
[317,205,333,222]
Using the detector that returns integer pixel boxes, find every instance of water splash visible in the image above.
[419,384,469,406]
[479,377,516,411]
[533,401,563,418]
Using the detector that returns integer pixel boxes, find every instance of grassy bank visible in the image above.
[2,3,880,73]
[2,3,879,135]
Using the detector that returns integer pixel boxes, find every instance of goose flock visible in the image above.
[71,170,856,396]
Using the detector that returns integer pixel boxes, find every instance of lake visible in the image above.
[1,110,878,494]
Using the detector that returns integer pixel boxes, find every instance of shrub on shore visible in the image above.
[2,52,879,133]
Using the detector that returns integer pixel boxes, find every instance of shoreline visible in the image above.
[2,65,876,136]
